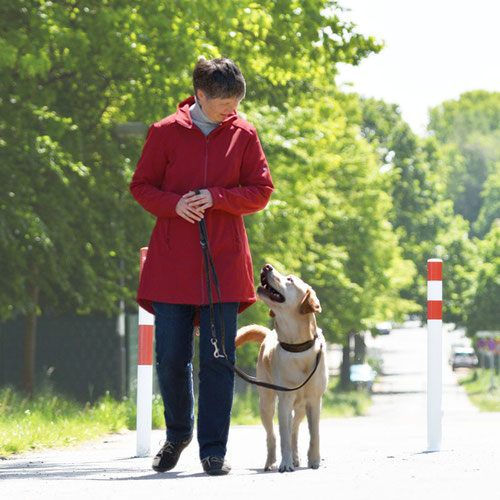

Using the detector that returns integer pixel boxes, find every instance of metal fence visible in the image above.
[0,313,133,402]
[0,312,254,402]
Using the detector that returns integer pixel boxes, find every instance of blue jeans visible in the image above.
[152,302,238,460]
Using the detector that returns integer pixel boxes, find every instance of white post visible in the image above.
[427,258,442,452]
[136,247,154,457]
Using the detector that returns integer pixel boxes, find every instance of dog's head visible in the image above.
[257,264,321,317]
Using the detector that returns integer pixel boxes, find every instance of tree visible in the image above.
[428,91,500,227]
[465,224,500,335]
[240,92,415,340]
[0,0,152,393]
[358,98,478,324]
[473,164,500,238]
[236,92,416,389]
[0,0,382,393]
[426,91,500,325]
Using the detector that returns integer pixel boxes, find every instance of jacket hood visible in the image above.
[175,96,238,129]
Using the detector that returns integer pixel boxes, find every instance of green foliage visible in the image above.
[429,91,500,226]
[0,1,153,319]
[0,385,166,455]
[232,377,373,423]
[437,214,478,325]
[0,382,369,455]
[426,91,500,328]
[2,0,399,357]
[0,387,129,455]
[358,98,481,325]
[429,90,500,144]
[0,0,380,327]
[321,376,372,418]
[473,166,500,238]
[459,368,500,412]
[231,386,262,425]
[8,1,497,393]
[465,225,500,335]
[239,93,416,342]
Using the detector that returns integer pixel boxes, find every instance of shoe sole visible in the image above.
[204,469,230,476]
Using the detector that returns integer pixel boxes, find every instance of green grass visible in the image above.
[231,386,262,425]
[321,377,372,417]
[231,376,371,424]
[0,387,164,456]
[458,369,500,412]
[0,377,371,456]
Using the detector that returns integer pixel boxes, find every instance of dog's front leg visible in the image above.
[278,394,295,472]
[259,388,277,471]
[306,401,322,469]
[292,404,306,467]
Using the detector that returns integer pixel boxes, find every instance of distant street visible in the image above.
[368,323,477,419]
[2,324,500,500]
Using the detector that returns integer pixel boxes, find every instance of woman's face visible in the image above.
[196,89,241,122]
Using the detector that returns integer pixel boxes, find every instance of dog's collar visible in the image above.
[279,334,318,353]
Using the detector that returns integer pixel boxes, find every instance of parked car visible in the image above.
[374,322,392,335]
[449,347,478,370]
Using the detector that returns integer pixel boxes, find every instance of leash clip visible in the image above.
[211,338,224,359]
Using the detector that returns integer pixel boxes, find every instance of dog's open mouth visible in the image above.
[257,269,285,303]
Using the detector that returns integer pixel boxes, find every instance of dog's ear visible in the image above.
[299,289,322,315]
[269,309,275,318]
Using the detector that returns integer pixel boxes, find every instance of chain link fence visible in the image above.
[0,314,128,402]
[0,312,255,403]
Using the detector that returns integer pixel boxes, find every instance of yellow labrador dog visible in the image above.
[235,264,328,472]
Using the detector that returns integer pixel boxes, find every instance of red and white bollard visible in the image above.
[136,247,154,457]
[427,258,443,452]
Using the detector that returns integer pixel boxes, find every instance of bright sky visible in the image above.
[336,0,500,135]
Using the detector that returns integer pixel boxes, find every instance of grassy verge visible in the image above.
[0,377,371,456]
[321,377,372,418]
[230,376,372,424]
[458,369,500,412]
[0,387,164,456]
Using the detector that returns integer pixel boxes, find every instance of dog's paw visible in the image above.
[264,462,277,472]
[308,459,321,470]
[293,457,300,468]
[279,459,295,473]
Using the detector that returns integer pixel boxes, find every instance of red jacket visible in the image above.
[130,97,274,315]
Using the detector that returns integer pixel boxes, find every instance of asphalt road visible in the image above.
[2,325,500,499]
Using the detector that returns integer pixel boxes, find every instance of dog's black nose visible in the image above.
[263,264,273,272]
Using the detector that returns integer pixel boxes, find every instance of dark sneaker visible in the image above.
[201,456,231,476]
[152,437,192,472]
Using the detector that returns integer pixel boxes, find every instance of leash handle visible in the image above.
[194,190,322,392]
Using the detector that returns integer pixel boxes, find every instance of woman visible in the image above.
[130,57,273,475]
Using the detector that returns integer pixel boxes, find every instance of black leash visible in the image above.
[195,192,322,392]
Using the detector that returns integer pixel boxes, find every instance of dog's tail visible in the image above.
[235,324,270,348]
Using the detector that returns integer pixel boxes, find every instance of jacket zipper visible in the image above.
[201,136,210,305]
[203,136,209,187]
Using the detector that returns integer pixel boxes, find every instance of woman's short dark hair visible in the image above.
[193,57,246,100]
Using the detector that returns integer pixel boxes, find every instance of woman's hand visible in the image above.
[175,189,214,223]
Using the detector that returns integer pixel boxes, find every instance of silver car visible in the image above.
[450,347,479,371]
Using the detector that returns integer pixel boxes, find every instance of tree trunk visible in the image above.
[340,330,355,390]
[23,265,39,397]
[354,332,366,364]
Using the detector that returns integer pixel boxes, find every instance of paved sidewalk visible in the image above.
[2,326,499,499]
